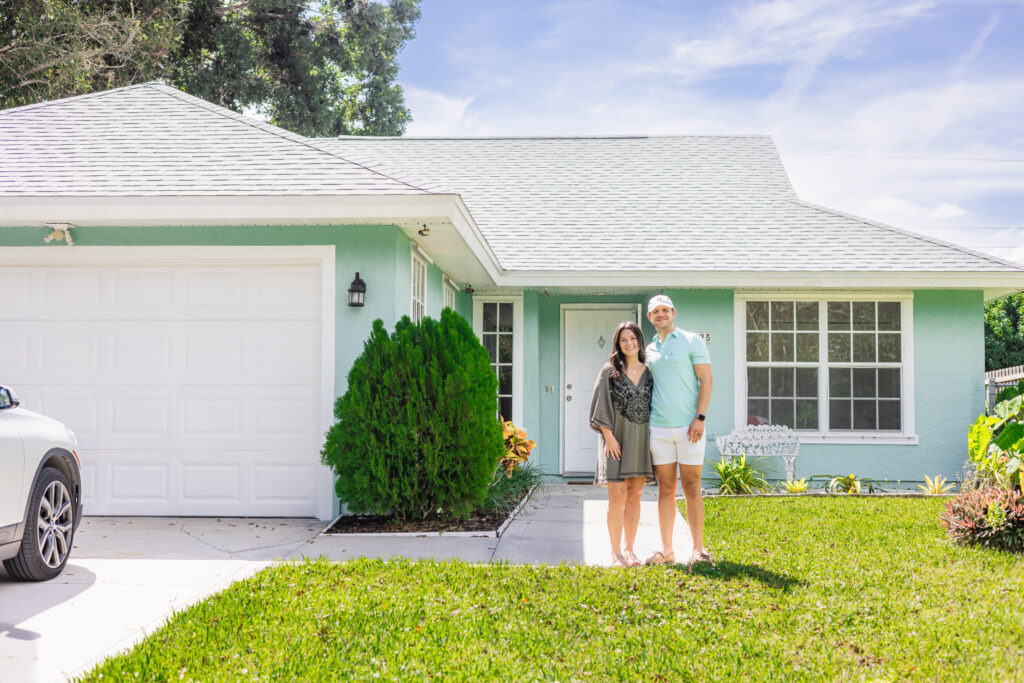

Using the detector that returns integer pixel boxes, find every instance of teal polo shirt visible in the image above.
[647,327,711,428]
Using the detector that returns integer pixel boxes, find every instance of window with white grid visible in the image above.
[742,297,911,435]
[443,281,456,310]
[411,253,427,323]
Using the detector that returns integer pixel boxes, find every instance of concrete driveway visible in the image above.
[0,485,690,682]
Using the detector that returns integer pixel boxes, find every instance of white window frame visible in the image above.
[472,294,524,426]
[443,275,457,311]
[410,250,427,323]
[733,291,917,445]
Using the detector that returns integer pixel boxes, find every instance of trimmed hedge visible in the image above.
[321,310,504,520]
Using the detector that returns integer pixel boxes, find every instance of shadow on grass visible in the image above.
[679,560,805,591]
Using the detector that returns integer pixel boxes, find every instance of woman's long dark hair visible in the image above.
[609,321,646,378]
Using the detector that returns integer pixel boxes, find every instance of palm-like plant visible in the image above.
[712,454,772,495]
[917,474,955,495]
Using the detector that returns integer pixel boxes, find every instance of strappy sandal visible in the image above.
[689,549,715,566]
[611,553,628,567]
[624,550,642,567]
[643,550,676,566]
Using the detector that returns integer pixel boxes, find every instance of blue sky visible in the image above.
[395,0,1024,261]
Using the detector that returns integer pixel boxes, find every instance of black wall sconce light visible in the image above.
[464,284,475,294]
[348,272,366,307]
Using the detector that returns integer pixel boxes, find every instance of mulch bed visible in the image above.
[324,511,509,534]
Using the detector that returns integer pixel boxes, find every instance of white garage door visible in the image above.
[0,247,334,518]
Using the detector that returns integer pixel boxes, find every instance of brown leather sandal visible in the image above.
[643,550,676,566]
[624,550,642,567]
[611,553,628,567]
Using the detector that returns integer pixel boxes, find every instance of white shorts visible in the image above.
[650,425,706,466]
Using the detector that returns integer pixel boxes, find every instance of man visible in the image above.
[643,294,714,566]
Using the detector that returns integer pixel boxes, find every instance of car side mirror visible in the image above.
[0,385,20,409]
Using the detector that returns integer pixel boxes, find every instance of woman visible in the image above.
[589,321,654,567]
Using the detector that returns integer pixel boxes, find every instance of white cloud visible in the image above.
[403,86,488,136]
[858,196,967,224]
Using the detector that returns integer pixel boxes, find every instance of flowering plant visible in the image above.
[499,418,536,477]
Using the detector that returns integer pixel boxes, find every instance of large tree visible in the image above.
[0,0,420,137]
[985,293,1024,371]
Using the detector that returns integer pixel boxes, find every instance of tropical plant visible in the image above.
[780,478,809,494]
[917,475,955,495]
[940,486,1024,551]
[499,419,536,477]
[321,310,504,520]
[821,473,880,494]
[712,454,772,495]
[968,394,1024,489]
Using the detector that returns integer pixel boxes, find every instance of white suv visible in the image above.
[0,385,83,581]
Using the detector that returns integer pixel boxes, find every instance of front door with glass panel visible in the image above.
[562,305,640,474]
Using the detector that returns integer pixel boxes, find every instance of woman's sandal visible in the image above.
[611,553,628,567]
[689,550,715,566]
[624,550,642,567]
[643,550,676,566]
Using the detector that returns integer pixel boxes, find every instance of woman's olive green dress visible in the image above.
[589,362,654,485]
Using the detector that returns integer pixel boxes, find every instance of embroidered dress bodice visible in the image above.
[610,367,653,424]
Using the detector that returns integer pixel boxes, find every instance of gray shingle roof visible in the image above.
[0,82,437,196]
[320,135,1023,273]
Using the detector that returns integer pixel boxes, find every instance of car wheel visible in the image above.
[3,467,75,581]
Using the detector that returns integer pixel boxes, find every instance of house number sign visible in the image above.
[698,332,712,344]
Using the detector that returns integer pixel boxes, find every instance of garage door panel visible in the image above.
[1,257,328,517]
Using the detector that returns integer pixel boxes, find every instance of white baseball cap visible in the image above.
[647,294,675,313]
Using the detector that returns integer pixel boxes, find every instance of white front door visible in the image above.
[562,305,640,474]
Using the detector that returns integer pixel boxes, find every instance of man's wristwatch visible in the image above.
[696,414,706,421]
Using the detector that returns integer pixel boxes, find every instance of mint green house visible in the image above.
[3,83,1022,520]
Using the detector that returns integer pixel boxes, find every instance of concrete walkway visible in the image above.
[0,484,691,682]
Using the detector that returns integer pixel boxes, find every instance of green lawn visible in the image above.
[81,498,1024,681]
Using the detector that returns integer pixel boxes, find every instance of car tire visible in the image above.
[3,467,76,581]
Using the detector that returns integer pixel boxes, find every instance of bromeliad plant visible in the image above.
[821,473,880,494]
[712,454,772,495]
[968,394,1024,489]
[940,486,1024,551]
[781,478,809,494]
[917,474,955,495]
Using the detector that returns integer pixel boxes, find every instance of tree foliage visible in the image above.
[321,311,505,521]
[985,293,1024,371]
[0,0,420,137]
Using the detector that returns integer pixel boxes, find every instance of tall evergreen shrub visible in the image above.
[321,309,504,520]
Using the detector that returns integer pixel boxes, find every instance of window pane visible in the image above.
[853,302,876,331]
[771,333,794,362]
[829,368,851,398]
[483,333,497,362]
[796,399,818,430]
[828,302,851,330]
[748,399,770,426]
[878,333,901,362]
[748,367,770,397]
[830,400,852,429]
[498,334,513,363]
[853,368,876,398]
[878,302,901,331]
[498,303,513,332]
[747,333,769,362]
[879,400,901,430]
[828,333,850,362]
[499,396,512,421]
[796,368,817,397]
[771,367,794,397]
[852,333,876,362]
[771,399,795,428]
[498,365,512,394]
[853,400,877,430]
[878,368,900,398]
[747,301,769,330]
[771,301,794,330]
[796,333,818,362]
[483,303,497,332]
[796,302,818,330]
